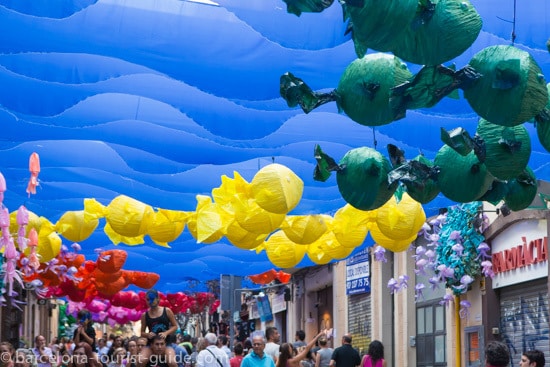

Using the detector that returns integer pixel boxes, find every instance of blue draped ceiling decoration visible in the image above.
[0,0,549,292]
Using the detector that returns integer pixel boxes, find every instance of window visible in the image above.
[465,326,483,367]
[416,301,447,367]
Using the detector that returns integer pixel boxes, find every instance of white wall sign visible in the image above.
[491,219,548,288]
[271,292,287,314]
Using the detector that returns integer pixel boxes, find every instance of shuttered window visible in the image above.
[499,280,549,366]
[348,292,372,354]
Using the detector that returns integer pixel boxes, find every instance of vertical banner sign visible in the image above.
[346,249,370,295]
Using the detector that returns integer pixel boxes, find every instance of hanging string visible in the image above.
[496,0,517,45]
[511,0,517,45]
[372,128,378,150]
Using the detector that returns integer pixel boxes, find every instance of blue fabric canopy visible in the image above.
[0,0,549,293]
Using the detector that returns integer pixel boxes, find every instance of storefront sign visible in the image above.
[346,249,370,295]
[491,219,548,288]
[271,292,287,314]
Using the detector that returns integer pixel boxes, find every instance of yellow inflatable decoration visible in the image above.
[4,164,427,268]
[376,193,426,241]
[85,196,154,245]
[309,231,355,260]
[212,172,251,211]
[262,231,308,268]
[233,195,286,234]
[251,163,304,214]
[36,219,62,262]
[225,219,268,250]
[369,222,417,253]
[331,204,374,248]
[148,209,190,248]
[280,214,328,245]
[306,242,333,265]
[55,210,99,243]
[194,195,229,244]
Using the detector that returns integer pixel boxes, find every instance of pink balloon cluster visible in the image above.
[67,298,143,327]
[65,290,219,327]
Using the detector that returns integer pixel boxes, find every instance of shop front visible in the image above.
[483,210,550,365]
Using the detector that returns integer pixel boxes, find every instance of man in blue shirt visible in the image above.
[241,332,275,367]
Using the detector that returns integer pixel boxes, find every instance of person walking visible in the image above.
[263,328,280,364]
[520,350,545,367]
[240,332,275,367]
[229,344,244,367]
[196,333,229,367]
[329,335,360,367]
[485,341,510,367]
[217,336,231,360]
[360,341,385,367]
[314,337,332,367]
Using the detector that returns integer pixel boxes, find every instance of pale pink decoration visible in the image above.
[87,299,109,313]
[16,206,29,252]
[26,152,41,197]
[0,206,23,298]
[94,311,109,323]
[126,309,143,322]
[66,301,86,317]
[0,172,6,203]
[27,228,40,271]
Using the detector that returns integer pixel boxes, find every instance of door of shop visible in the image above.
[416,300,447,367]
[499,280,549,366]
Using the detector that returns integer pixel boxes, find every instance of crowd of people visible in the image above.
[0,332,546,367]
[0,290,545,367]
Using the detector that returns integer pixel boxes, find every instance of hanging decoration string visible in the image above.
[511,0,517,45]
[496,0,517,45]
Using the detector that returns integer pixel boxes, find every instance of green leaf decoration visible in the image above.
[388,155,440,204]
[336,53,412,126]
[387,144,407,168]
[280,72,337,113]
[493,59,521,89]
[535,83,550,152]
[464,45,548,126]
[476,118,531,180]
[282,0,335,16]
[435,144,493,203]
[440,127,474,156]
[504,167,538,211]
[391,65,481,117]
[391,0,482,66]
[313,144,341,182]
[342,0,418,57]
[478,179,509,205]
[336,147,397,210]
